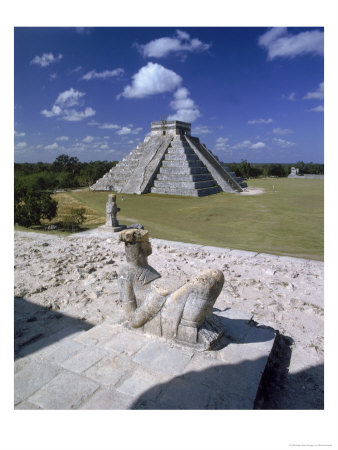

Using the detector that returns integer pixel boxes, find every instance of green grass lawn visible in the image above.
[37,178,323,260]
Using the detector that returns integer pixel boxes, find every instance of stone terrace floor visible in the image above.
[14,308,276,410]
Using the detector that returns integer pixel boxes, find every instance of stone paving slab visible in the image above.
[79,387,134,410]
[14,361,60,405]
[14,308,276,410]
[132,341,193,376]
[28,371,99,409]
[60,347,108,373]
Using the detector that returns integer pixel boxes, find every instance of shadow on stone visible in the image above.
[254,333,324,410]
[130,357,275,409]
[130,335,323,409]
[14,297,94,360]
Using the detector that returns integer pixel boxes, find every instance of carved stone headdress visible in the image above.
[119,229,149,244]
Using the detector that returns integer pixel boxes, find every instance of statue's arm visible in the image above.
[129,289,166,328]
[118,272,136,315]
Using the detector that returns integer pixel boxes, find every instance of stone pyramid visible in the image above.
[90,120,247,196]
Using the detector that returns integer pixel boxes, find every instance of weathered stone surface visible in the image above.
[14,361,60,405]
[116,366,165,397]
[41,339,84,365]
[60,347,107,373]
[132,341,193,376]
[84,354,135,386]
[103,330,150,356]
[79,387,134,409]
[28,371,99,409]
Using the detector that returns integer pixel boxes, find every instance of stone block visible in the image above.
[154,377,218,409]
[73,323,120,346]
[61,347,108,373]
[244,326,276,353]
[41,339,84,365]
[79,387,134,410]
[28,371,99,409]
[116,366,162,397]
[84,354,135,386]
[103,330,151,356]
[132,341,193,376]
[16,327,86,359]
[14,361,60,405]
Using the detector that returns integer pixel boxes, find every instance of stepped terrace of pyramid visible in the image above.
[90,120,247,196]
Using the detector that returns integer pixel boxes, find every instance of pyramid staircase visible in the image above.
[90,120,247,196]
[151,135,221,196]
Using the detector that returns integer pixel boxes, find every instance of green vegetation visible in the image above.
[48,178,323,260]
[15,154,118,190]
[14,156,324,260]
[225,160,324,179]
[14,178,58,227]
[61,208,86,231]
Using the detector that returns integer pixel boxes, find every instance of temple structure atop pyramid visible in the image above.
[90,120,247,196]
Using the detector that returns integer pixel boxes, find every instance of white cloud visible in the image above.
[56,88,85,107]
[100,144,109,149]
[16,142,27,148]
[14,130,26,137]
[248,118,273,125]
[62,107,96,122]
[193,125,212,135]
[117,126,142,135]
[56,136,69,141]
[70,66,84,74]
[137,29,210,58]
[303,82,324,100]
[308,105,324,112]
[167,87,201,123]
[214,137,230,151]
[41,88,96,121]
[83,136,94,143]
[99,123,120,129]
[258,27,324,60]
[273,138,295,147]
[232,140,266,150]
[251,142,266,149]
[44,143,58,150]
[119,62,182,99]
[31,52,63,67]
[273,128,293,135]
[287,92,296,101]
[81,68,124,80]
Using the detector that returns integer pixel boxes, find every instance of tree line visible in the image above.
[223,160,324,179]
[15,154,117,228]
[15,154,117,190]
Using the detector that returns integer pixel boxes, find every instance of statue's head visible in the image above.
[108,194,116,202]
[119,228,152,266]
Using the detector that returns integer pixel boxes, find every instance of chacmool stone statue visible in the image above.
[118,228,225,350]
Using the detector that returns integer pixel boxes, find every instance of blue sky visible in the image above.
[14,27,324,164]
